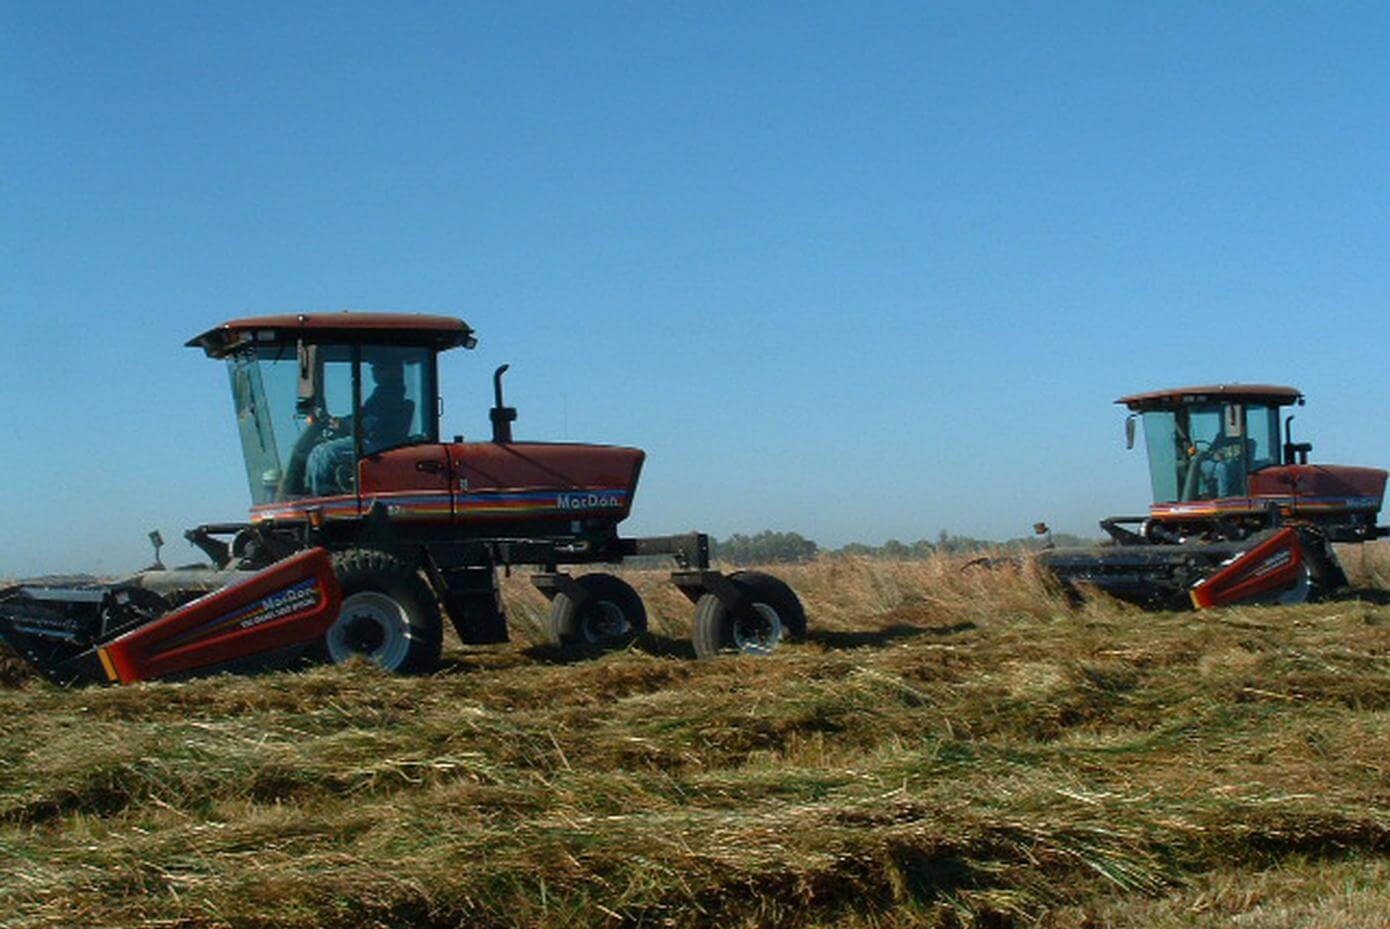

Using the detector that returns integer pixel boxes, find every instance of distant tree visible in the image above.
[711,529,1099,565]
[713,530,819,565]
[826,538,937,560]
[881,539,910,559]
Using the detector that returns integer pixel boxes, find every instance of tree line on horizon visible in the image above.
[711,529,1097,566]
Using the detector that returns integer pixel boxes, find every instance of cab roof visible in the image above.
[1116,384,1304,411]
[187,312,477,358]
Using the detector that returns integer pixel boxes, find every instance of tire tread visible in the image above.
[328,548,442,674]
[547,573,647,649]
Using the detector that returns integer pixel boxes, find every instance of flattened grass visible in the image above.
[0,553,1387,927]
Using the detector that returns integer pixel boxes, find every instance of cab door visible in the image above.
[353,346,453,522]
[357,445,454,522]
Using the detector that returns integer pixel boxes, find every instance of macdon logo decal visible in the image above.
[1249,550,1293,579]
[557,491,625,510]
[234,579,322,631]
[152,577,326,654]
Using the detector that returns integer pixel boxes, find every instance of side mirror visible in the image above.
[147,530,165,571]
[295,341,319,415]
[1223,403,1243,438]
[1124,414,1137,450]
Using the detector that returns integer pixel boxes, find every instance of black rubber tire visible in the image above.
[1303,531,1349,598]
[547,574,647,649]
[691,574,801,659]
[322,549,443,674]
[728,570,807,640]
[691,594,733,658]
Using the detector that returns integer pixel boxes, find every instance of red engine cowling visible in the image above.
[1247,464,1387,515]
[450,442,645,524]
[354,441,646,527]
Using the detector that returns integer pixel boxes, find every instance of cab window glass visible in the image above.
[1178,404,1247,500]
[1247,405,1280,471]
[228,344,356,503]
[359,346,432,456]
[321,354,354,419]
[295,345,356,498]
[1141,411,1180,503]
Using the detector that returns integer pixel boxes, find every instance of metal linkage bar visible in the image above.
[530,572,591,609]
[670,570,757,619]
[1099,516,1148,545]
[617,533,710,570]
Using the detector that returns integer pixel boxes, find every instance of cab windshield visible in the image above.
[227,343,436,505]
[1140,402,1281,503]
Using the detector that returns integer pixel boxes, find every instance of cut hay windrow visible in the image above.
[1,553,1388,927]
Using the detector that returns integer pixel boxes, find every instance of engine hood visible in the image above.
[1248,464,1387,511]
[448,441,646,522]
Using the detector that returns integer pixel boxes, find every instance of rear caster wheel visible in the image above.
[547,573,648,650]
[728,570,807,640]
[692,574,804,658]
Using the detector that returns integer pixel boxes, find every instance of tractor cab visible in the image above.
[1118,384,1386,542]
[1120,385,1303,505]
[189,313,475,508]
[189,312,644,536]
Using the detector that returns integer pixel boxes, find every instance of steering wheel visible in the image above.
[278,418,328,498]
[1181,437,1243,501]
[317,415,349,442]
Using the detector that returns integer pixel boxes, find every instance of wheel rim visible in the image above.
[328,591,413,670]
[580,599,630,645]
[732,602,782,655]
[1272,566,1312,606]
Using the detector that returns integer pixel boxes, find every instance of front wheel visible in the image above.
[322,550,443,674]
[547,573,648,650]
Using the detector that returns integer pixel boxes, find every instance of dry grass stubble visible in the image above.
[0,551,1387,927]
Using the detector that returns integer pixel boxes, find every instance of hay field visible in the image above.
[1,549,1389,928]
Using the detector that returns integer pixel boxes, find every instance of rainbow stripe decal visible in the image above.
[1152,495,1382,519]
[251,489,630,523]
[367,492,453,521]
[461,489,629,518]
[252,494,359,522]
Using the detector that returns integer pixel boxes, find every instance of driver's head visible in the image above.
[370,360,405,391]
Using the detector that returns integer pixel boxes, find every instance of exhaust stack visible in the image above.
[490,364,518,443]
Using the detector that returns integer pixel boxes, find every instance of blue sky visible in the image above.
[3,2,1388,575]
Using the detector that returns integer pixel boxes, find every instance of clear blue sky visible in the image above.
[3,2,1388,575]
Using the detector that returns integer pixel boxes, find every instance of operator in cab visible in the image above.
[306,359,415,496]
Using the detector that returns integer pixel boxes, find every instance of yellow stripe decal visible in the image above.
[97,648,119,683]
